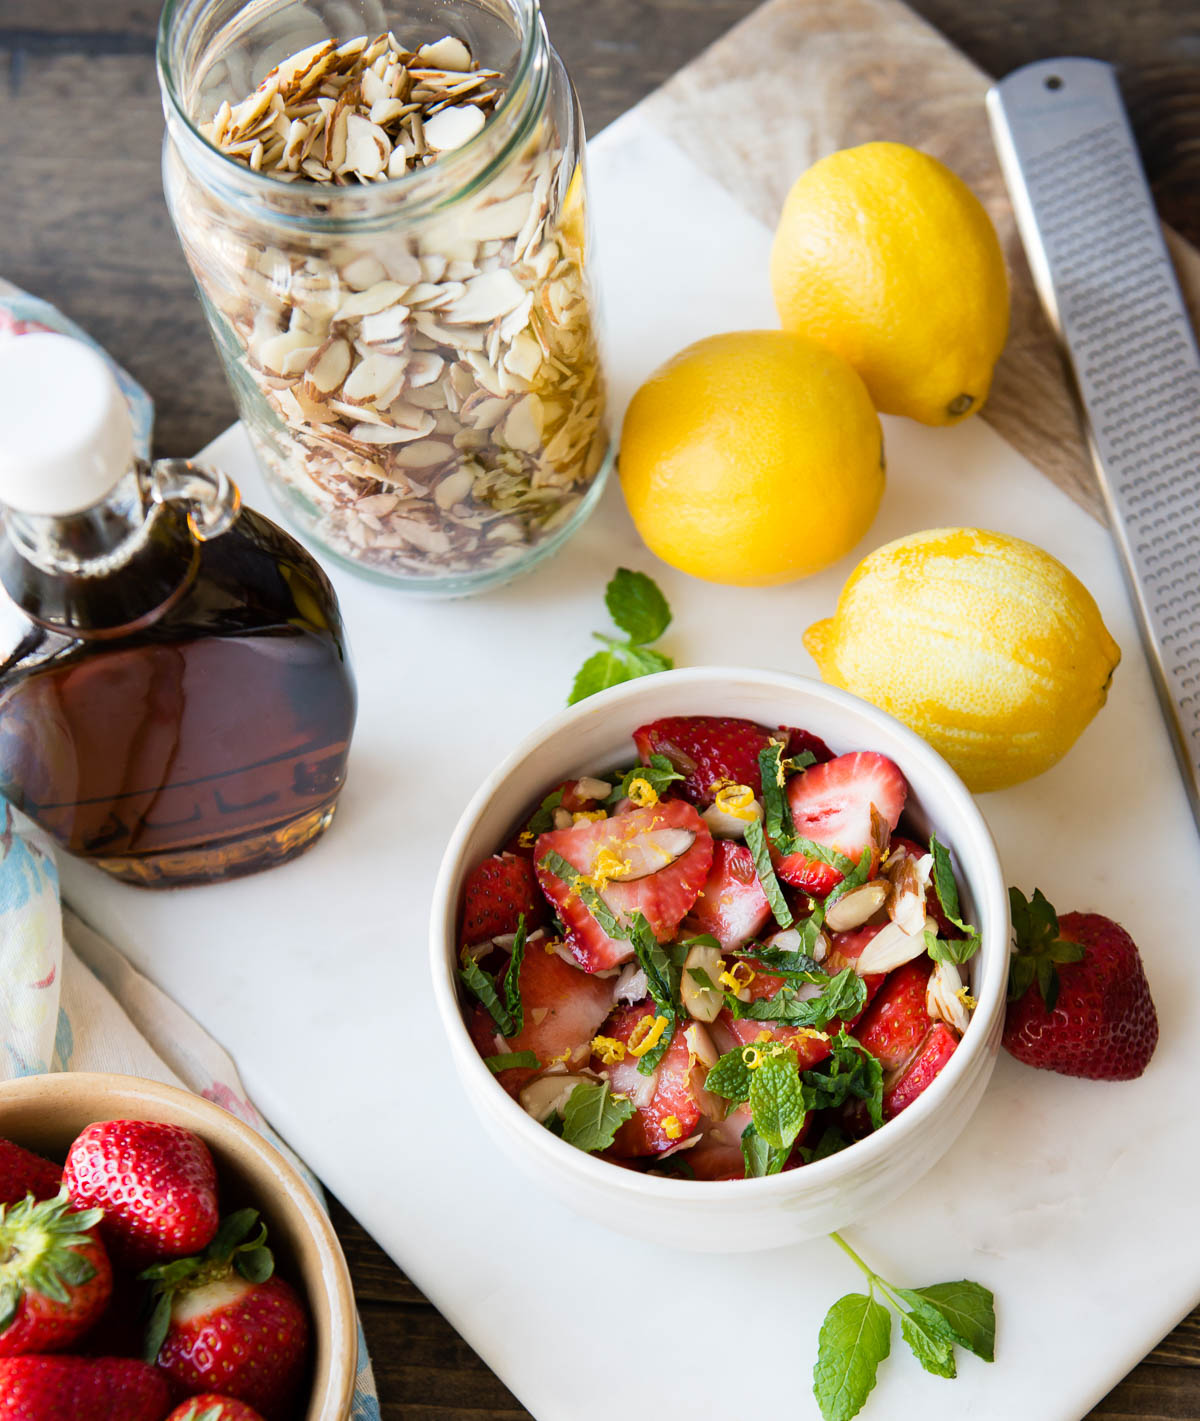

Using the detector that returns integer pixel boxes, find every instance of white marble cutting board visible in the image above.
[59,114,1200,1420]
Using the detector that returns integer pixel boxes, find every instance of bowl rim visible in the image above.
[429,665,1009,1201]
[0,1071,358,1421]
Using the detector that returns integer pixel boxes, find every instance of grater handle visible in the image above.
[987,58,1200,835]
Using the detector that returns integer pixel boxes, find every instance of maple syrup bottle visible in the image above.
[0,333,356,887]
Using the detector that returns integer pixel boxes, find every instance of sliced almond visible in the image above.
[854,914,938,976]
[341,353,408,406]
[681,944,726,1024]
[417,36,473,71]
[824,880,890,933]
[423,103,487,152]
[304,337,352,393]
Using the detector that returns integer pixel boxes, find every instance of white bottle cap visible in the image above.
[0,332,136,517]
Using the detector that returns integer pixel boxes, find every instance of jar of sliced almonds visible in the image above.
[157,0,610,593]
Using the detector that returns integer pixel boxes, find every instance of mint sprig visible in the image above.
[813,1233,995,1419]
[568,568,674,704]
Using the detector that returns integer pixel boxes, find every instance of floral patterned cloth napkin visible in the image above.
[0,776,382,1416]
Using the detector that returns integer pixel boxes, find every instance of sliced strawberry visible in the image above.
[535,802,712,972]
[469,944,614,1095]
[852,959,934,1071]
[461,854,547,945]
[776,752,908,894]
[631,716,777,806]
[684,840,771,951]
[687,1105,753,1180]
[594,1003,702,1157]
[883,1022,959,1119]
[711,972,835,1073]
[783,726,835,766]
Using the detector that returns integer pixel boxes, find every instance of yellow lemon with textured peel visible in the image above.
[619,330,884,586]
[771,142,1009,425]
[804,528,1120,791]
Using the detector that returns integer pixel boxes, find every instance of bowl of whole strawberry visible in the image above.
[0,1072,356,1421]
[430,667,1010,1252]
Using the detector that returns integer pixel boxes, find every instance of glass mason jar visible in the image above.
[157,0,610,596]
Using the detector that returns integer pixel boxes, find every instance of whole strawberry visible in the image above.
[143,1210,310,1421]
[1004,887,1158,1080]
[165,1396,267,1421]
[63,1120,219,1268]
[0,1139,62,1207]
[0,1192,111,1355]
[0,1355,170,1421]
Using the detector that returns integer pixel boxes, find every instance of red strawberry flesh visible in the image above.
[776,751,907,894]
[594,1002,701,1157]
[467,941,614,1094]
[883,1022,959,1118]
[684,839,771,951]
[63,1121,219,1269]
[535,801,712,971]
[852,958,934,1072]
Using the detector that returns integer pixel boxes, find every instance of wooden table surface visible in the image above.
[2,1,1199,1416]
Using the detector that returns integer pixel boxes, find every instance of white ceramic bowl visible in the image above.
[430,668,1008,1252]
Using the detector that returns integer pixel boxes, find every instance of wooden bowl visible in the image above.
[0,1072,356,1421]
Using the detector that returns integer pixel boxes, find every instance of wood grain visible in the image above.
[3,2,1200,1417]
[637,0,1200,524]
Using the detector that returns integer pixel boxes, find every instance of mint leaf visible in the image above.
[740,1121,787,1177]
[483,1051,540,1073]
[537,850,625,940]
[569,648,634,705]
[926,928,982,966]
[903,1281,995,1363]
[744,817,794,929]
[501,916,526,1036]
[731,968,866,1031]
[458,951,514,1036]
[524,787,565,838]
[704,1047,756,1103]
[605,754,684,806]
[605,567,672,644]
[813,1293,891,1421]
[569,570,673,704]
[560,1080,635,1152]
[623,644,674,677]
[928,834,966,927]
[900,1311,956,1378]
[803,1030,883,1129]
[748,1052,808,1150]
[758,741,798,852]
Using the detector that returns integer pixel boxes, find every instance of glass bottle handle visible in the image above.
[150,458,242,542]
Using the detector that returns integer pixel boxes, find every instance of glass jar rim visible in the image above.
[156,0,546,227]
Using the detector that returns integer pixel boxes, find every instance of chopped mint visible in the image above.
[568,568,674,705]
[740,1121,787,1177]
[537,849,625,940]
[483,1051,540,1073]
[559,1080,635,1152]
[523,787,566,838]
[458,951,515,1037]
[758,741,798,851]
[802,1030,883,1131]
[928,834,982,962]
[729,968,866,1032]
[744,818,794,929]
[500,916,527,1036]
[604,754,685,807]
[704,1046,756,1104]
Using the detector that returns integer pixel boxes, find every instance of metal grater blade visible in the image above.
[987,58,1200,833]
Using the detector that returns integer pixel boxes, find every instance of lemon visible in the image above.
[804,528,1120,791]
[619,330,884,586]
[770,142,1009,425]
